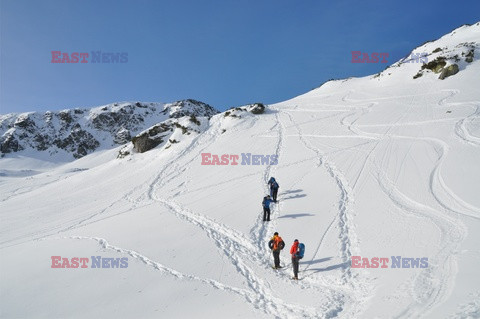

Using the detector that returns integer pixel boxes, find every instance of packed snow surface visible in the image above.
[1,23,480,318]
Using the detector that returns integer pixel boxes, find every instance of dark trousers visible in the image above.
[292,257,299,278]
[272,188,278,201]
[273,250,281,267]
[263,207,270,221]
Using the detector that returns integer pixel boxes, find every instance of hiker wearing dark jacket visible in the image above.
[268,232,285,269]
[262,195,273,221]
[290,239,300,280]
[268,177,279,202]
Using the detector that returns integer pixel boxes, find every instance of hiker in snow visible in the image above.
[262,195,273,221]
[268,232,285,269]
[290,239,305,280]
[268,177,279,202]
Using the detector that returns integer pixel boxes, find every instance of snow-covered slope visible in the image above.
[1,23,479,318]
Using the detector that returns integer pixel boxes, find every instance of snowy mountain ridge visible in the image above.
[2,23,479,162]
[0,99,218,159]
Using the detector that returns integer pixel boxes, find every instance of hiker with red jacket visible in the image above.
[290,239,305,280]
[268,232,285,269]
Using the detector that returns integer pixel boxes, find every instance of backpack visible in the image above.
[297,243,305,259]
[262,197,270,208]
[269,237,285,251]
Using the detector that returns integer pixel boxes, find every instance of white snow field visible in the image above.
[1,23,480,318]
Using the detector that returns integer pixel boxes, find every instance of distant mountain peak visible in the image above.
[0,100,219,159]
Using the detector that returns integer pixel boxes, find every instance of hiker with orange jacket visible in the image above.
[268,232,285,269]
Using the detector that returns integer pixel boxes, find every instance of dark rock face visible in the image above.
[53,127,100,158]
[465,49,474,63]
[90,109,144,134]
[412,42,476,80]
[438,64,459,80]
[413,71,423,79]
[132,134,164,153]
[131,123,171,153]
[1,100,219,159]
[114,128,131,144]
[189,115,200,126]
[168,99,218,118]
[1,111,105,158]
[221,103,266,119]
[0,134,23,153]
[58,110,73,124]
[248,103,266,114]
[422,57,447,73]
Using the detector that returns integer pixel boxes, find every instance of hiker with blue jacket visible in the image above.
[290,239,305,280]
[268,177,279,202]
[262,195,273,221]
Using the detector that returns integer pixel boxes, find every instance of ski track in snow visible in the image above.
[262,109,363,314]
[269,86,478,317]
[51,235,321,317]
[455,105,480,146]
[5,84,479,317]
[0,175,155,249]
[130,115,343,318]
[249,110,284,263]
[450,290,480,319]
[150,110,369,317]
[281,106,371,318]
[437,89,459,107]
[338,89,476,317]
[0,167,90,202]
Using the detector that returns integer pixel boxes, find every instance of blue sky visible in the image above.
[1,0,479,113]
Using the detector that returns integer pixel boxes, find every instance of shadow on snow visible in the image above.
[278,213,315,219]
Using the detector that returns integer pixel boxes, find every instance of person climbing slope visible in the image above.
[262,195,273,221]
[268,177,280,202]
[268,232,285,269]
[290,239,305,280]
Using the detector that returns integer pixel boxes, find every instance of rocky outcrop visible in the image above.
[247,103,266,114]
[421,57,447,73]
[131,134,164,153]
[114,128,131,144]
[222,103,267,119]
[465,49,474,63]
[167,99,218,119]
[118,115,205,156]
[381,32,478,81]
[52,125,100,158]
[131,123,172,153]
[438,64,459,80]
[0,134,23,153]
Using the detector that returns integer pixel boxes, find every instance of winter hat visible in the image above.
[274,232,279,236]
[294,239,299,242]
